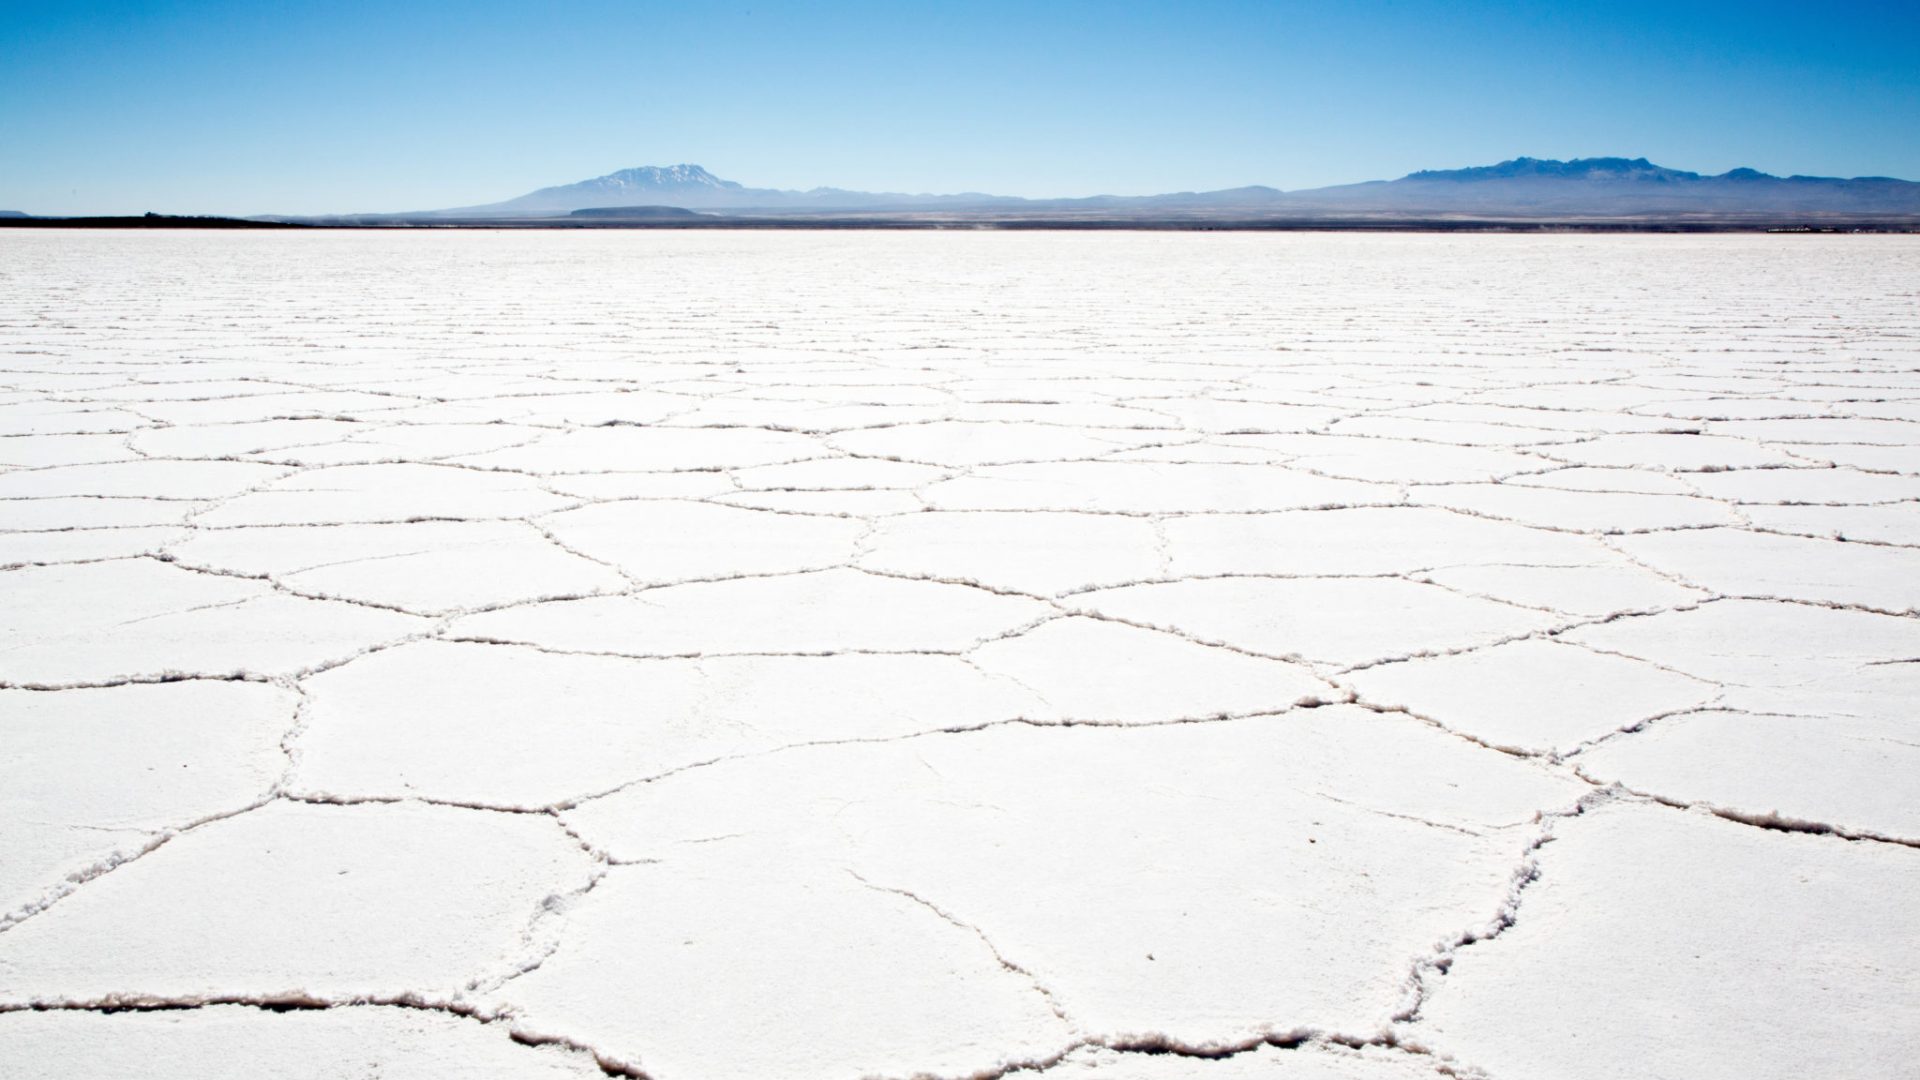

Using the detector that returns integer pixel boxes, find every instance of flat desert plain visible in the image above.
[1,231,1918,1080]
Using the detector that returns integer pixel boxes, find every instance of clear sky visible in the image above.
[3,0,1917,216]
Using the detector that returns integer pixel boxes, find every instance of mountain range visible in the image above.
[390,157,1920,224]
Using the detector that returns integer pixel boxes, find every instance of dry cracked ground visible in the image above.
[1,231,1918,1080]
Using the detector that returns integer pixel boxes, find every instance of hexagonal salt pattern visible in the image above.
[2,231,1916,1080]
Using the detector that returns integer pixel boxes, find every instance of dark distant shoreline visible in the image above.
[0,214,309,229]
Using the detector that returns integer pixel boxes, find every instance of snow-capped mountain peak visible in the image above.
[583,165,742,192]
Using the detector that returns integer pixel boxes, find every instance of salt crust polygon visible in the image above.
[1574,708,1920,841]
[1388,403,1678,436]
[0,801,596,1002]
[862,510,1165,595]
[1071,577,1561,668]
[1412,482,1741,531]
[1321,415,1585,448]
[538,499,864,581]
[1505,465,1704,495]
[967,616,1333,721]
[1415,562,1707,616]
[1708,417,1920,445]
[1210,433,1549,483]
[1134,399,1345,433]
[1165,507,1614,577]
[924,461,1390,513]
[293,640,1051,807]
[3,496,200,531]
[1614,527,1920,610]
[1742,501,1920,544]
[1411,800,1920,1080]
[0,459,288,499]
[832,420,1151,466]
[452,424,826,473]
[259,422,546,466]
[1562,598,1920,686]
[192,462,572,526]
[0,405,149,436]
[495,857,1073,1080]
[541,470,740,501]
[0,525,189,567]
[0,432,138,467]
[0,681,293,920]
[1543,432,1802,469]
[129,391,408,428]
[545,711,1584,1076]
[731,455,952,490]
[1342,639,1718,754]
[127,418,364,459]
[716,487,925,516]
[0,559,427,685]
[167,520,628,614]
[1806,442,1920,473]
[451,568,1049,655]
[1680,465,1920,504]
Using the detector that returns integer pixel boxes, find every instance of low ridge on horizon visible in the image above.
[380,155,1920,223]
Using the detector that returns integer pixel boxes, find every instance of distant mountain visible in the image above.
[366,157,1920,223]
[1405,157,1700,181]
[1284,157,1920,218]
[430,163,1026,216]
[479,165,742,214]
[0,210,29,218]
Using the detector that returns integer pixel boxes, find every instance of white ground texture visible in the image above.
[1,231,1917,1080]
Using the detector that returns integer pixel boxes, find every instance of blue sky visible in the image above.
[3,0,1917,215]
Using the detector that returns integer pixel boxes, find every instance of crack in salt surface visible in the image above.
[0,997,654,1079]
[849,870,1076,1027]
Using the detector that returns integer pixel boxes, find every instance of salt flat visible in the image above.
[1,231,1917,1080]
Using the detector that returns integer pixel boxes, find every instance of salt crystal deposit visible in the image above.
[2,230,1916,1079]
